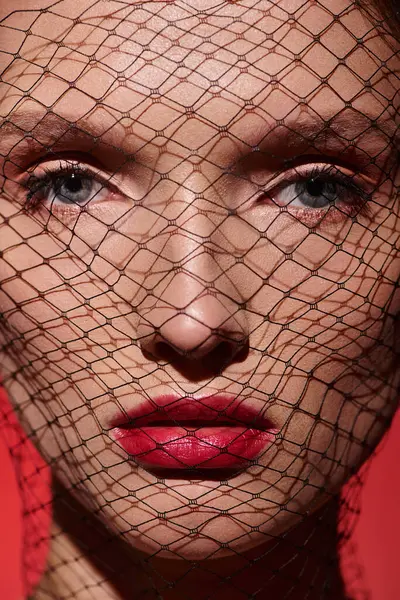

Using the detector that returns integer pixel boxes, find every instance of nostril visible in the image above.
[141,329,249,381]
[234,342,249,363]
[155,341,176,361]
[204,340,247,368]
[208,341,232,362]
[156,338,218,360]
[155,338,239,362]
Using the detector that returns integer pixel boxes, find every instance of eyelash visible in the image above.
[23,163,111,212]
[263,164,374,218]
[23,161,374,224]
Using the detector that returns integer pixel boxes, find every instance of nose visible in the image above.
[137,226,249,373]
[138,290,247,362]
[138,270,249,372]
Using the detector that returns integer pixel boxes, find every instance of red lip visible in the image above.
[109,395,279,471]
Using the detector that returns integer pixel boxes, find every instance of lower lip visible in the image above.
[111,426,278,469]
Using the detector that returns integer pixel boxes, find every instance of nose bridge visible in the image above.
[157,162,221,278]
[136,165,248,358]
[146,216,235,354]
[153,159,229,306]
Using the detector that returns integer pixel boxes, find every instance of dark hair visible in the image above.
[371,0,400,38]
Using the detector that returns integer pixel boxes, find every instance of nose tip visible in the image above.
[141,312,246,361]
[137,294,249,375]
[136,230,249,372]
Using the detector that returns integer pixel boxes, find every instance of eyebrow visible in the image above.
[246,109,398,158]
[1,107,398,171]
[0,109,154,174]
[0,110,131,155]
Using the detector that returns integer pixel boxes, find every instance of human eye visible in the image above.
[23,159,116,212]
[262,164,374,226]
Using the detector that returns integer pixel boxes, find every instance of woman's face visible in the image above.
[0,0,399,559]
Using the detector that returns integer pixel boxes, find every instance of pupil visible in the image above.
[306,178,325,197]
[66,174,83,193]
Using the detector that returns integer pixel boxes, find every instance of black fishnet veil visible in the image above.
[0,0,399,598]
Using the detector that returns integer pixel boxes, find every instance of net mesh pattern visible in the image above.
[0,0,399,598]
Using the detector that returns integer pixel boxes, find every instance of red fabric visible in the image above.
[0,387,51,599]
[0,427,22,600]
[0,383,398,599]
[345,409,400,600]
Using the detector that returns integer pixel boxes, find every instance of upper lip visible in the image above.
[109,395,278,431]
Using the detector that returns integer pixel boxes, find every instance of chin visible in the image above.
[88,487,311,560]
[119,517,277,560]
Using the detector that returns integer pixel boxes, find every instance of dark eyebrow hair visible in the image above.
[1,106,398,174]
[0,110,124,150]
[231,108,399,178]
[2,106,397,142]
[249,109,398,152]
[0,109,147,169]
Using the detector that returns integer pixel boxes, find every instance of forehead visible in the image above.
[0,0,398,154]
[0,0,395,86]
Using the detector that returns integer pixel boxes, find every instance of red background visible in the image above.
[1,397,399,600]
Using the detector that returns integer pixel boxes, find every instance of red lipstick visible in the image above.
[110,396,278,471]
